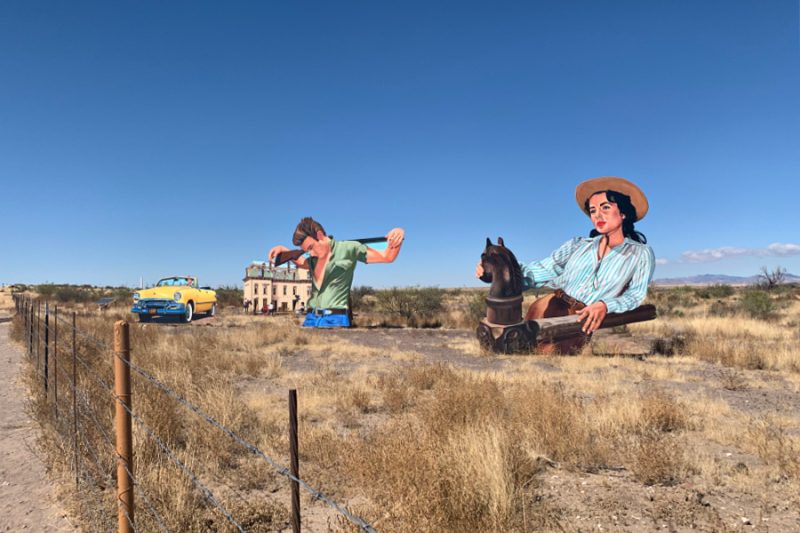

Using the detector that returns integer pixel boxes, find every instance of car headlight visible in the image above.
[133,292,140,302]
[173,291,182,302]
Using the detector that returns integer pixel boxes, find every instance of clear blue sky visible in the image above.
[2,1,799,288]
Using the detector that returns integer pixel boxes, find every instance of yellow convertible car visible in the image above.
[131,276,216,323]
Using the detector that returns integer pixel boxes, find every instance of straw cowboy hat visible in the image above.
[575,176,649,222]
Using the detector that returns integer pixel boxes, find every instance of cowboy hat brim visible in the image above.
[575,176,648,222]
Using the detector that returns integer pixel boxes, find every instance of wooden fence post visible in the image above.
[289,389,300,533]
[114,321,134,533]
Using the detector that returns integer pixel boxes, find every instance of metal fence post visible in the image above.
[72,312,79,489]
[28,300,33,356]
[289,389,300,533]
[54,305,58,420]
[44,302,49,393]
[36,301,41,371]
[114,321,134,533]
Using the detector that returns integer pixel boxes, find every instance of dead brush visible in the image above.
[718,367,748,391]
[745,415,800,481]
[377,373,413,413]
[639,389,689,433]
[625,389,690,485]
[629,430,689,486]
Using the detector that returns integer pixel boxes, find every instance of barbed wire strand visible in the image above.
[74,446,117,533]
[121,355,378,533]
[76,416,138,533]
[114,397,246,532]
[120,461,170,533]
[53,356,159,533]
[55,313,115,372]
[42,311,375,533]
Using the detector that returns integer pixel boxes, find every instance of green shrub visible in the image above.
[214,286,243,308]
[739,290,775,319]
[695,284,734,299]
[708,300,736,317]
[351,285,376,311]
[466,292,486,323]
[375,287,445,327]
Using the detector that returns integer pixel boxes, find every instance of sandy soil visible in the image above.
[0,315,77,531]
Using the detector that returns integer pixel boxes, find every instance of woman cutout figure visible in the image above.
[476,176,655,354]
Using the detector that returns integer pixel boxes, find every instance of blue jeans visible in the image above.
[302,311,351,328]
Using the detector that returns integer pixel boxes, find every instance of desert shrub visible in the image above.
[738,290,775,319]
[106,287,133,301]
[695,284,734,299]
[214,285,243,308]
[708,299,736,317]
[35,283,56,299]
[375,287,445,327]
[646,287,698,316]
[350,285,375,311]
[466,291,486,323]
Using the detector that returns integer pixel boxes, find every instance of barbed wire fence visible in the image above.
[12,294,377,533]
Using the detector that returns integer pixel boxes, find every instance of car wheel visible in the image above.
[182,303,193,323]
[207,303,216,317]
[138,314,151,323]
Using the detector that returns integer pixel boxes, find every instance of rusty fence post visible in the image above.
[29,300,33,356]
[72,312,80,489]
[114,321,134,533]
[289,389,300,533]
[54,305,58,420]
[44,302,49,392]
[37,301,41,372]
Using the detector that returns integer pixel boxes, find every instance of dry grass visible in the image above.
[9,284,800,531]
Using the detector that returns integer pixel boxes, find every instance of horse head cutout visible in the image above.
[480,237,524,299]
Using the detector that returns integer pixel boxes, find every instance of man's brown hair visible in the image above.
[292,217,326,246]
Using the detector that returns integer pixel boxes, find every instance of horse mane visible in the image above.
[483,237,524,297]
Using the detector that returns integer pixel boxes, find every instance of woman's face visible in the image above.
[588,192,625,235]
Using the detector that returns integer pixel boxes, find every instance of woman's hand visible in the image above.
[577,301,607,334]
[475,261,485,278]
[268,245,289,265]
[386,228,405,248]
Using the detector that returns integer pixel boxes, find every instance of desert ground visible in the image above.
[0,287,76,531]
[3,286,800,532]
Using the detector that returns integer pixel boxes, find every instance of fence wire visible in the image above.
[13,297,379,533]
[122,354,378,533]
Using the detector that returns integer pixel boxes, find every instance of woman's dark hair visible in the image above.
[584,190,647,243]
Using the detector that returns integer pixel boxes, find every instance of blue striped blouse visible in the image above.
[520,236,656,313]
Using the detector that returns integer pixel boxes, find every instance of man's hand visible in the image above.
[577,301,607,334]
[475,261,484,278]
[268,245,290,265]
[386,228,405,248]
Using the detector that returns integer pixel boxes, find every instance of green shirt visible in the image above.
[307,238,368,310]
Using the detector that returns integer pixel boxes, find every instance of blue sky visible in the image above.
[1,1,799,288]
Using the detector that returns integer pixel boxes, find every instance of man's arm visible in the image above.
[365,228,405,264]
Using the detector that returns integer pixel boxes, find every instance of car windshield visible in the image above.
[156,277,194,287]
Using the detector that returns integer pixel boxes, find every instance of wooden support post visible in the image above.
[114,321,134,533]
[289,389,300,533]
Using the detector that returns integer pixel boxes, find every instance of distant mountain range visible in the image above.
[652,273,800,286]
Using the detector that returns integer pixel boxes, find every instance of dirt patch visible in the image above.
[0,321,77,532]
